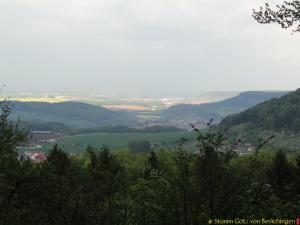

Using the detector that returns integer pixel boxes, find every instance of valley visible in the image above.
[41,131,196,153]
[12,89,299,155]
[2,0,300,221]
[1,91,238,111]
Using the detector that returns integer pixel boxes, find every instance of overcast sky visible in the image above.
[0,0,299,97]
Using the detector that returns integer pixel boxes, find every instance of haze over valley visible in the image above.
[1,0,300,222]
[1,90,288,130]
[0,91,239,111]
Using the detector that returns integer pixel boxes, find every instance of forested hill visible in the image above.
[161,91,288,122]
[220,89,300,133]
[7,91,288,129]
[10,101,137,128]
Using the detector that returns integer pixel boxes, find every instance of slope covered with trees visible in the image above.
[0,101,299,224]
[220,89,300,133]
[10,101,137,128]
[7,92,288,130]
[161,91,287,122]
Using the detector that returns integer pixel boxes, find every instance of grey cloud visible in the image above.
[0,0,299,97]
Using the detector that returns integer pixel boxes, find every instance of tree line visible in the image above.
[0,101,300,225]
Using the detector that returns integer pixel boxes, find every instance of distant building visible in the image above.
[32,131,53,134]
[24,151,47,163]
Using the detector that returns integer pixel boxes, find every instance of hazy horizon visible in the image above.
[1,89,292,99]
[1,0,300,97]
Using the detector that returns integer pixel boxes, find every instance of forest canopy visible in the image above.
[0,101,300,224]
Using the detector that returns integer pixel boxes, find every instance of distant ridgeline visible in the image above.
[220,89,300,133]
[7,91,289,132]
[9,101,137,128]
[20,121,71,133]
[160,91,288,122]
[20,121,184,134]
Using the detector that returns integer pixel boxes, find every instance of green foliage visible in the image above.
[47,144,71,175]
[129,140,151,153]
[267,150,295,199]
[192,125,237,222]
[43,131,195,153]
[220,90,300,151]
[0,101,27,156]
[162,91,286,122]
[22,121,71,133]
[10,101,136,128]
[0,102,300,224]
[220,89,300,133]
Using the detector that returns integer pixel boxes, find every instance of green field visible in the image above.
[43,131,196,153]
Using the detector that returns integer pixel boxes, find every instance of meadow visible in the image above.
[43,131,196,153]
